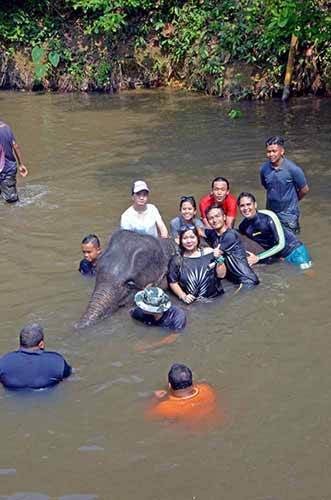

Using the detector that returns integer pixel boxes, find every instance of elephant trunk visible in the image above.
[77,286,116,329]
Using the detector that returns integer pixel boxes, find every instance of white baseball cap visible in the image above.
[132,180,150,194]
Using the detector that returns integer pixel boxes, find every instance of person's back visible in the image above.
[147,383,217,422]
[145,364,222,431]
[0,323,71,390]
[0,349,71,390]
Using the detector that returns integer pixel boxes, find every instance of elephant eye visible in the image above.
[126,280,137,290]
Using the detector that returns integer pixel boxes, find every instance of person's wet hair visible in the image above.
[265,136,285,147]
[178,224,200,254]
[168,364,193,390]
[237,192,256,206]
[179,196,197,210]
[205,204,225,219]
[81,234,100,247]
[20,323,44,348]
[211,176,229,190]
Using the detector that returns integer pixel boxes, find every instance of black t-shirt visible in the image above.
[79,259,97,276]
[205,228,259,286]
[168,249,224,300]
[238,212,301,259]
[130,306,186,332]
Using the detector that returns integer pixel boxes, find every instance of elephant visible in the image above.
[77,229,264,328]
[77,229,177,328]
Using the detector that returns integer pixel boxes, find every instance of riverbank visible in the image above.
[1,1,330,99]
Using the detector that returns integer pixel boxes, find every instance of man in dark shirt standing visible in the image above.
[0,120,29,203]
[131,287,186,351]
[260,136,309,234]
[205,205,259,288]
[0,324,71,390]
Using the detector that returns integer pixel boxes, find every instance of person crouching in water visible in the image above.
[237,192,312,269]
[170,196,205,242]
[79,234,102,276]
[168,224,226,304]
[204,205,259,288]
[131,287,186,351]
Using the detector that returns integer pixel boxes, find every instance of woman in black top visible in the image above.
[168,224,226,304]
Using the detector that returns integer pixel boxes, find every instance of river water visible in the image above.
[0,90,330,500]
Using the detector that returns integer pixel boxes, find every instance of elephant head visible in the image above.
[77,230,176,328]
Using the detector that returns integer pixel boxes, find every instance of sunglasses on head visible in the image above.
[180,196,195,202]
[179,223,196,233]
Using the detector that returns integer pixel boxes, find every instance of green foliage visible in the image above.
[0,0,330,95]
[228,108,244,119]
[31,45,61,82]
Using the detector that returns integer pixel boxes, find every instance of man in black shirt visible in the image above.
[205,205,259,287]
[237,192,312,269]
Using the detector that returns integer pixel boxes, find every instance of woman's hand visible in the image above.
[181,293,196,304]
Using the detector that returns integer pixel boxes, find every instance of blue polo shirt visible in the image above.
[260,157,307,217]
[0,349,72,390]
[131,306,186,332]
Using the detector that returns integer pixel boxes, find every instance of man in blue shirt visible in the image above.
[0,120,29,203]
[131,287,186,351]
[0,324,72,390]
[260,136,309,233]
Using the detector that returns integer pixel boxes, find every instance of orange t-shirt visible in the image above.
[145,383,221,430]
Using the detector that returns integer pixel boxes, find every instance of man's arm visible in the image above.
[250,210,285,263]
[135,333,178,352]
[298,184,309,200]
[12,143,28,177]
[225,215,235,228]
[156,217,169,238]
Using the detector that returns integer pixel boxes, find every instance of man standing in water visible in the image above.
[0,120,28,203]
[120,180,168,238]
[260,136,309,233]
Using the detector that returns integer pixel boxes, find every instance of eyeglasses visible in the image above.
[179,223,196,233]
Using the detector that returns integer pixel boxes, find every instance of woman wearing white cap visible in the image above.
[120,180,168,238]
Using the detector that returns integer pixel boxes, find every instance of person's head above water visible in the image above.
[81,234,101,264]
[211,176,230,204]
[205,205,225,231]
[237,192,258,219]
[131,180,150,210]
[19,323,45,349]
[179,196,197,223]
[168,363,193,391]
[178,224,201,254]
[265,136,285,167]
[134,287,171,315]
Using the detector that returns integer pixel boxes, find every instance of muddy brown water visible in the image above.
[0,90,330,500]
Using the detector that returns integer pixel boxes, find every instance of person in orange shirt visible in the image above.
[145,364,222,430]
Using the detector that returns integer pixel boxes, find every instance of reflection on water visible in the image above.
[0,91,331,500]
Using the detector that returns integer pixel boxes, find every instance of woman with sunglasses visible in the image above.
[170,196,205,242]
[168,224,226,304]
